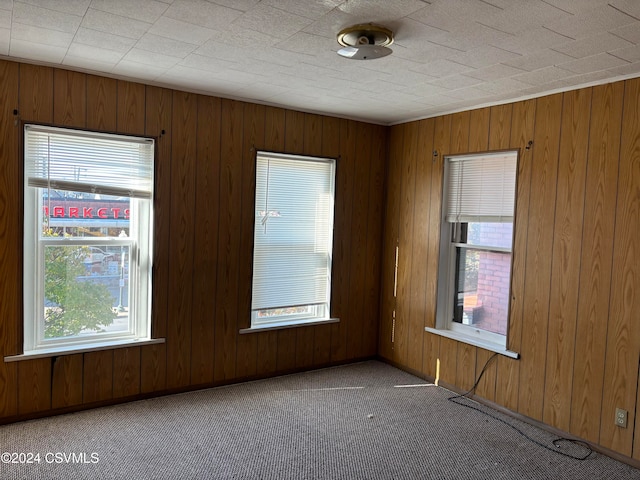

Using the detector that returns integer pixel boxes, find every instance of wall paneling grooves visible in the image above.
[2,54,639,467]
[379,78,640,461]
[0,59,386,421]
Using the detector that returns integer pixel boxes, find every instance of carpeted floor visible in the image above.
[0,360,638,479]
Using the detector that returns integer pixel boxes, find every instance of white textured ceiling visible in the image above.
[2,0,640,124]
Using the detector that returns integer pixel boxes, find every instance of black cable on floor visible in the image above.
[447,352,593,461]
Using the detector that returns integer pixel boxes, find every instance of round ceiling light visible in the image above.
[336,23,394,60]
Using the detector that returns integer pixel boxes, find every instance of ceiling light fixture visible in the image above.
[336,23,394,60]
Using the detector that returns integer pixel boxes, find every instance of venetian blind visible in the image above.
[445,151,517,223]
[251,151,335,313]
[24,124,154,199]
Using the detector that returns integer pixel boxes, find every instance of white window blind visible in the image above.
[24,124,154,199]
[445,152,517,223]
[251,152,335,313]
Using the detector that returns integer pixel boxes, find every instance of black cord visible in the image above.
[447,353,593,461]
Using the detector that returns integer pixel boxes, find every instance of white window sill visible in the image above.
[4,338,165,362]
[424,327,519,359]
[240,317,339,334]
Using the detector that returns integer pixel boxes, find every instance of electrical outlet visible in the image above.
[615,408,628,428]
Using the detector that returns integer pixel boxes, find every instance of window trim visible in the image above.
[20,124,156,357]
[424,327,519,359]
[240,317,339,334]
[5,339,165,362]
[432,150,519,357]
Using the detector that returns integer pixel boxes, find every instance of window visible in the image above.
[249,151,336,329]
[23,124,154,354]
[432,151,517,354]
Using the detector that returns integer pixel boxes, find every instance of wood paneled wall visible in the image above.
[2,55,638,464]
[380,79,640,460]
[0,60,386,421]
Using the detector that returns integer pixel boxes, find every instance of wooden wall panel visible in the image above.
[543,88,591,432]
[346,121,371,361]
[294,326,315,370]
[362,124,386,357]
[405,119,434,372]
[264,106,286,151]
[275,329,296,372]
[570,82,623,444]
[468,107,490,153]
[438,337,458,386]
[475,350,497,402]
[450,111,470,154]
[423,333,440,382]
[456,343,476,392]
[51,354,83,409]
[83,350,113,403]
[284,110,305,153]
[166,91,197,389]
[394,121,420,366]
[396,119,419,368]
[275,328,297,372]
[140,344,166,394]
[379,124,403,360]
[190,95,220,385]
[495,99,536,411]
[304,113,322,154]
[113,347,141,398]
[330,118,355,363]
[117,80,145,135]
[0,60,19,417]
[256,331,278,377]
[636,370,640,461]
[421,114,450,378]
[400,120,434,371]
[235,102,264,378]
[517,93,562,422]
[53,69,86,128]
[599,78,640,456]
[214,99,243,381]
[87,75,117,131]
[18,358,51,414]
[488,103,513,150]
[419,105,448,385]
[19,64,53,123]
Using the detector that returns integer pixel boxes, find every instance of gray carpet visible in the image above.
[0,360,638,479]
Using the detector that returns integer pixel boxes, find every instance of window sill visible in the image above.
[424,327,519,359]
[239,317,339,334]
[4,337,165,362]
